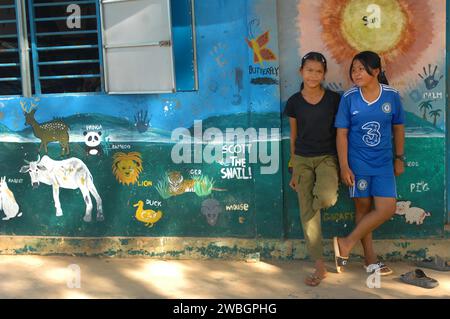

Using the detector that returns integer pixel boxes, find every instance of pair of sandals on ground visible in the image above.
[399,256,450,289]
[332,236,449,289]
[304,237,394,287]
[332,237,392,275]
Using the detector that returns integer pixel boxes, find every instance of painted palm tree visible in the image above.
[418,100,434,120]
[429,109,442,127]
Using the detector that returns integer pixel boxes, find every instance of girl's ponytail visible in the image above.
[378,70,389,85]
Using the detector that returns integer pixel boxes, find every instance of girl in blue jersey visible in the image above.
[334,51,405,274]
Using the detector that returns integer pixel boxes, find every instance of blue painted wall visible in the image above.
[0,0,283,237]
[0,0,446,240]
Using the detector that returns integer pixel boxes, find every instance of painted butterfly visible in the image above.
[246,31,277,65]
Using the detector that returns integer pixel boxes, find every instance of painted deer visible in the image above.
[21,101,70,156]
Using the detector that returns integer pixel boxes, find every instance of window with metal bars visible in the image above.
[0,0,197,96]
[29,0,103,94]
[0,0,22,95]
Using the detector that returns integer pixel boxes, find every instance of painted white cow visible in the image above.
[20,155,103,222]
[395,201,431,225]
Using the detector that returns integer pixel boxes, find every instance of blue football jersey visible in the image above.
[335,84,405,175]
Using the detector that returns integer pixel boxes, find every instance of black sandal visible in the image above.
[333,237,348,273]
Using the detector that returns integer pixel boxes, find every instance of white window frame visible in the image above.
[99,0,176,94]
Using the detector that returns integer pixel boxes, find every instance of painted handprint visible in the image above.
[327,82,345,95]
[404,82,421,103]
[418,64,443,90]
[210,43,227,67]
[134,110,151,133]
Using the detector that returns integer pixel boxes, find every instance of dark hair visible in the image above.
[300,52,327,89]
[349,51,389,85]
[301,51,327,72]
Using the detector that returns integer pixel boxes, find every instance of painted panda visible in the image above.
[83,131,103,156]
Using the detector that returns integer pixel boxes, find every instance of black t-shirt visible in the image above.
[284,89,341,157]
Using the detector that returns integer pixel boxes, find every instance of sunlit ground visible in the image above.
[0,255,448,299]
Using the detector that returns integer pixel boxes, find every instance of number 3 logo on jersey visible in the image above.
[362,121,381,147]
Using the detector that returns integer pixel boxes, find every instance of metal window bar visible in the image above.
[16,0,33,96]
[0,63,20,67]
[0,48,20,52]
[27,0,103,94]
[38,59,99,65]
[0,1,25,94]
[34,15,96,22]
[37,44,98,50]
[33,1,96,7]
[0,19,18,23]
[0,77,21,81]
[0,34,18,38]
[40,74,100,80]
[95,0,104,91]
[36,30,98,36]
[27,0,42,93]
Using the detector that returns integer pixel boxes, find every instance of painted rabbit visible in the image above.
[0,176,22,220]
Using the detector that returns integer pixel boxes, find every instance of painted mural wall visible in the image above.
[279,0,446,238]
[0,0,446,242]
[0,0,283,237]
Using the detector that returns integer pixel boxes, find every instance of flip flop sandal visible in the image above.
[400,269,439,289]
[416,255,450,272]
[333,237,348,274]
[304,274,324,287]
[364,262,393,276]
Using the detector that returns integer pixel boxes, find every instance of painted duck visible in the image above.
[133,201,163,227]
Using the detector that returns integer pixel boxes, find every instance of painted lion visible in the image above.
[112,152,143,186]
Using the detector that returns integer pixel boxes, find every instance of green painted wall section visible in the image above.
[278,0,448,240]
[0,0,446,248]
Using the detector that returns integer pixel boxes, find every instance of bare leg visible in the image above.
[338,197,396,257]
[304,259,328,286]
[354,197,377,265]
[304,156,338,286]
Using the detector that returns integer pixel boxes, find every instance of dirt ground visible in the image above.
[0,255,448,299]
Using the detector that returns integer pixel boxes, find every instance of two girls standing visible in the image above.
[286,50,405,286]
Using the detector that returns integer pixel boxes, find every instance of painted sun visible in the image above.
[297,0,444,89]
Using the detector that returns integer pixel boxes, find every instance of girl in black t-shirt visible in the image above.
[284,52,341,287]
